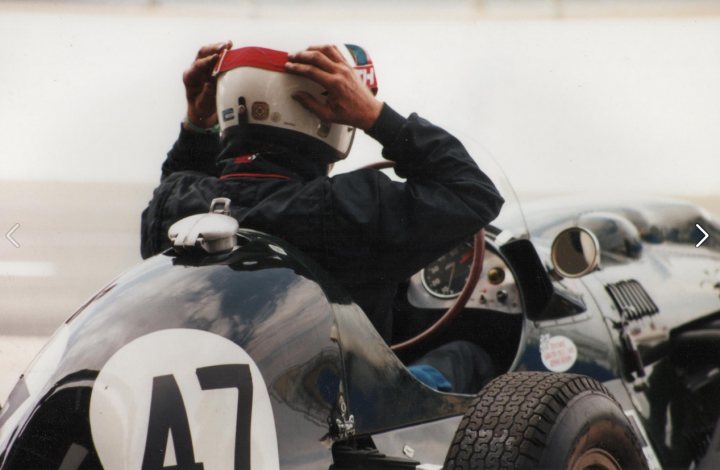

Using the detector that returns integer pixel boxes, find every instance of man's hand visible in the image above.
[285,45,383,132]
[183,41,232,128]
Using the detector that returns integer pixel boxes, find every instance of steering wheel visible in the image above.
[391,229,485,351]
[360,161,486,352]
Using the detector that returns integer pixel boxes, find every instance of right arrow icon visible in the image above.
[696,224,709,248]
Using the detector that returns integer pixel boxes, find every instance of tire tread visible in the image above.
[444,372,639,469]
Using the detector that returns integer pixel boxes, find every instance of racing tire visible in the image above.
[443,372,648,470]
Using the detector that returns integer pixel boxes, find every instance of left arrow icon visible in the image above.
[6,223,20,248]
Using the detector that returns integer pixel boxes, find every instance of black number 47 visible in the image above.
[141,364,253,470]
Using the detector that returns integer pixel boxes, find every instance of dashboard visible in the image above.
[406,239,522,315]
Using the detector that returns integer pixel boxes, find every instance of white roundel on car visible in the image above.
[539,334,578,373]
[89,328,279,470]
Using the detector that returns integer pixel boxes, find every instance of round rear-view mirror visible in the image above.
[551,227,601,278]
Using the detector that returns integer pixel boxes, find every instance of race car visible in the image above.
[1,159,719,469]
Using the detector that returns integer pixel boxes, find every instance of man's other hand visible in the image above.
[184,41,232,128]
[285,45,383,132]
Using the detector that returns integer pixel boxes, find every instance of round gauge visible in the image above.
[421,240,475,298]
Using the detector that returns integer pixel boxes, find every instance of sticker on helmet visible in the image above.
[222,108,235,122]
[89,328,279,470]
[539,334,578,373]
[251,102,270,121]
[354,65,377,92]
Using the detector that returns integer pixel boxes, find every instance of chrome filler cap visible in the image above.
[168,198,239,254]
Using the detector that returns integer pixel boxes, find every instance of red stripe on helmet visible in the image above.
[214,47,289,75]
[214,45,379,94]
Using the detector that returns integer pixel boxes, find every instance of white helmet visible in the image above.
[213,45,378,163]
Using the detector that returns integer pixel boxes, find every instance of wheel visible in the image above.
[444,372,648,470]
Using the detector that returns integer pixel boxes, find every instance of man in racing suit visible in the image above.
[141,43,504,393]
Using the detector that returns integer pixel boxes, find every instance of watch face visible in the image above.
[421,239,474,299]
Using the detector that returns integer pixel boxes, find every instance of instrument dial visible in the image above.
[421,240,475,298]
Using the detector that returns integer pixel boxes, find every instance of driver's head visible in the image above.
[214,44,378,165]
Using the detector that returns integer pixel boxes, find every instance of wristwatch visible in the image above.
[183,116,220,135]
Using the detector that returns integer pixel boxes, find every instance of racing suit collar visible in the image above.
[218,151,327,182]
[217,126,330,181]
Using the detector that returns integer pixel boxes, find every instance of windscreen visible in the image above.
[453,130,530,242]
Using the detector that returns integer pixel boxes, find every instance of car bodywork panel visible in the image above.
[0,231,472,469]
[1,198,720,469]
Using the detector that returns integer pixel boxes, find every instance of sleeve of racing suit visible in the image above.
[141,125,221,258]
[324,103,505,283]
[160,125,221,180]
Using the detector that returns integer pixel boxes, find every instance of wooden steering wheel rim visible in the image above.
[362,160,395,171]
[391,230,485,352]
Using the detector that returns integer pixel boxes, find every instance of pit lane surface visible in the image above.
[0,181,152,402]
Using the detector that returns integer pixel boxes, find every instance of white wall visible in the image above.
[0,4,719,194]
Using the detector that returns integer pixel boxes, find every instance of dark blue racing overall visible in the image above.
[141,103,504,392]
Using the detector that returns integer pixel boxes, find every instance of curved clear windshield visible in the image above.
[453,130,530,242]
